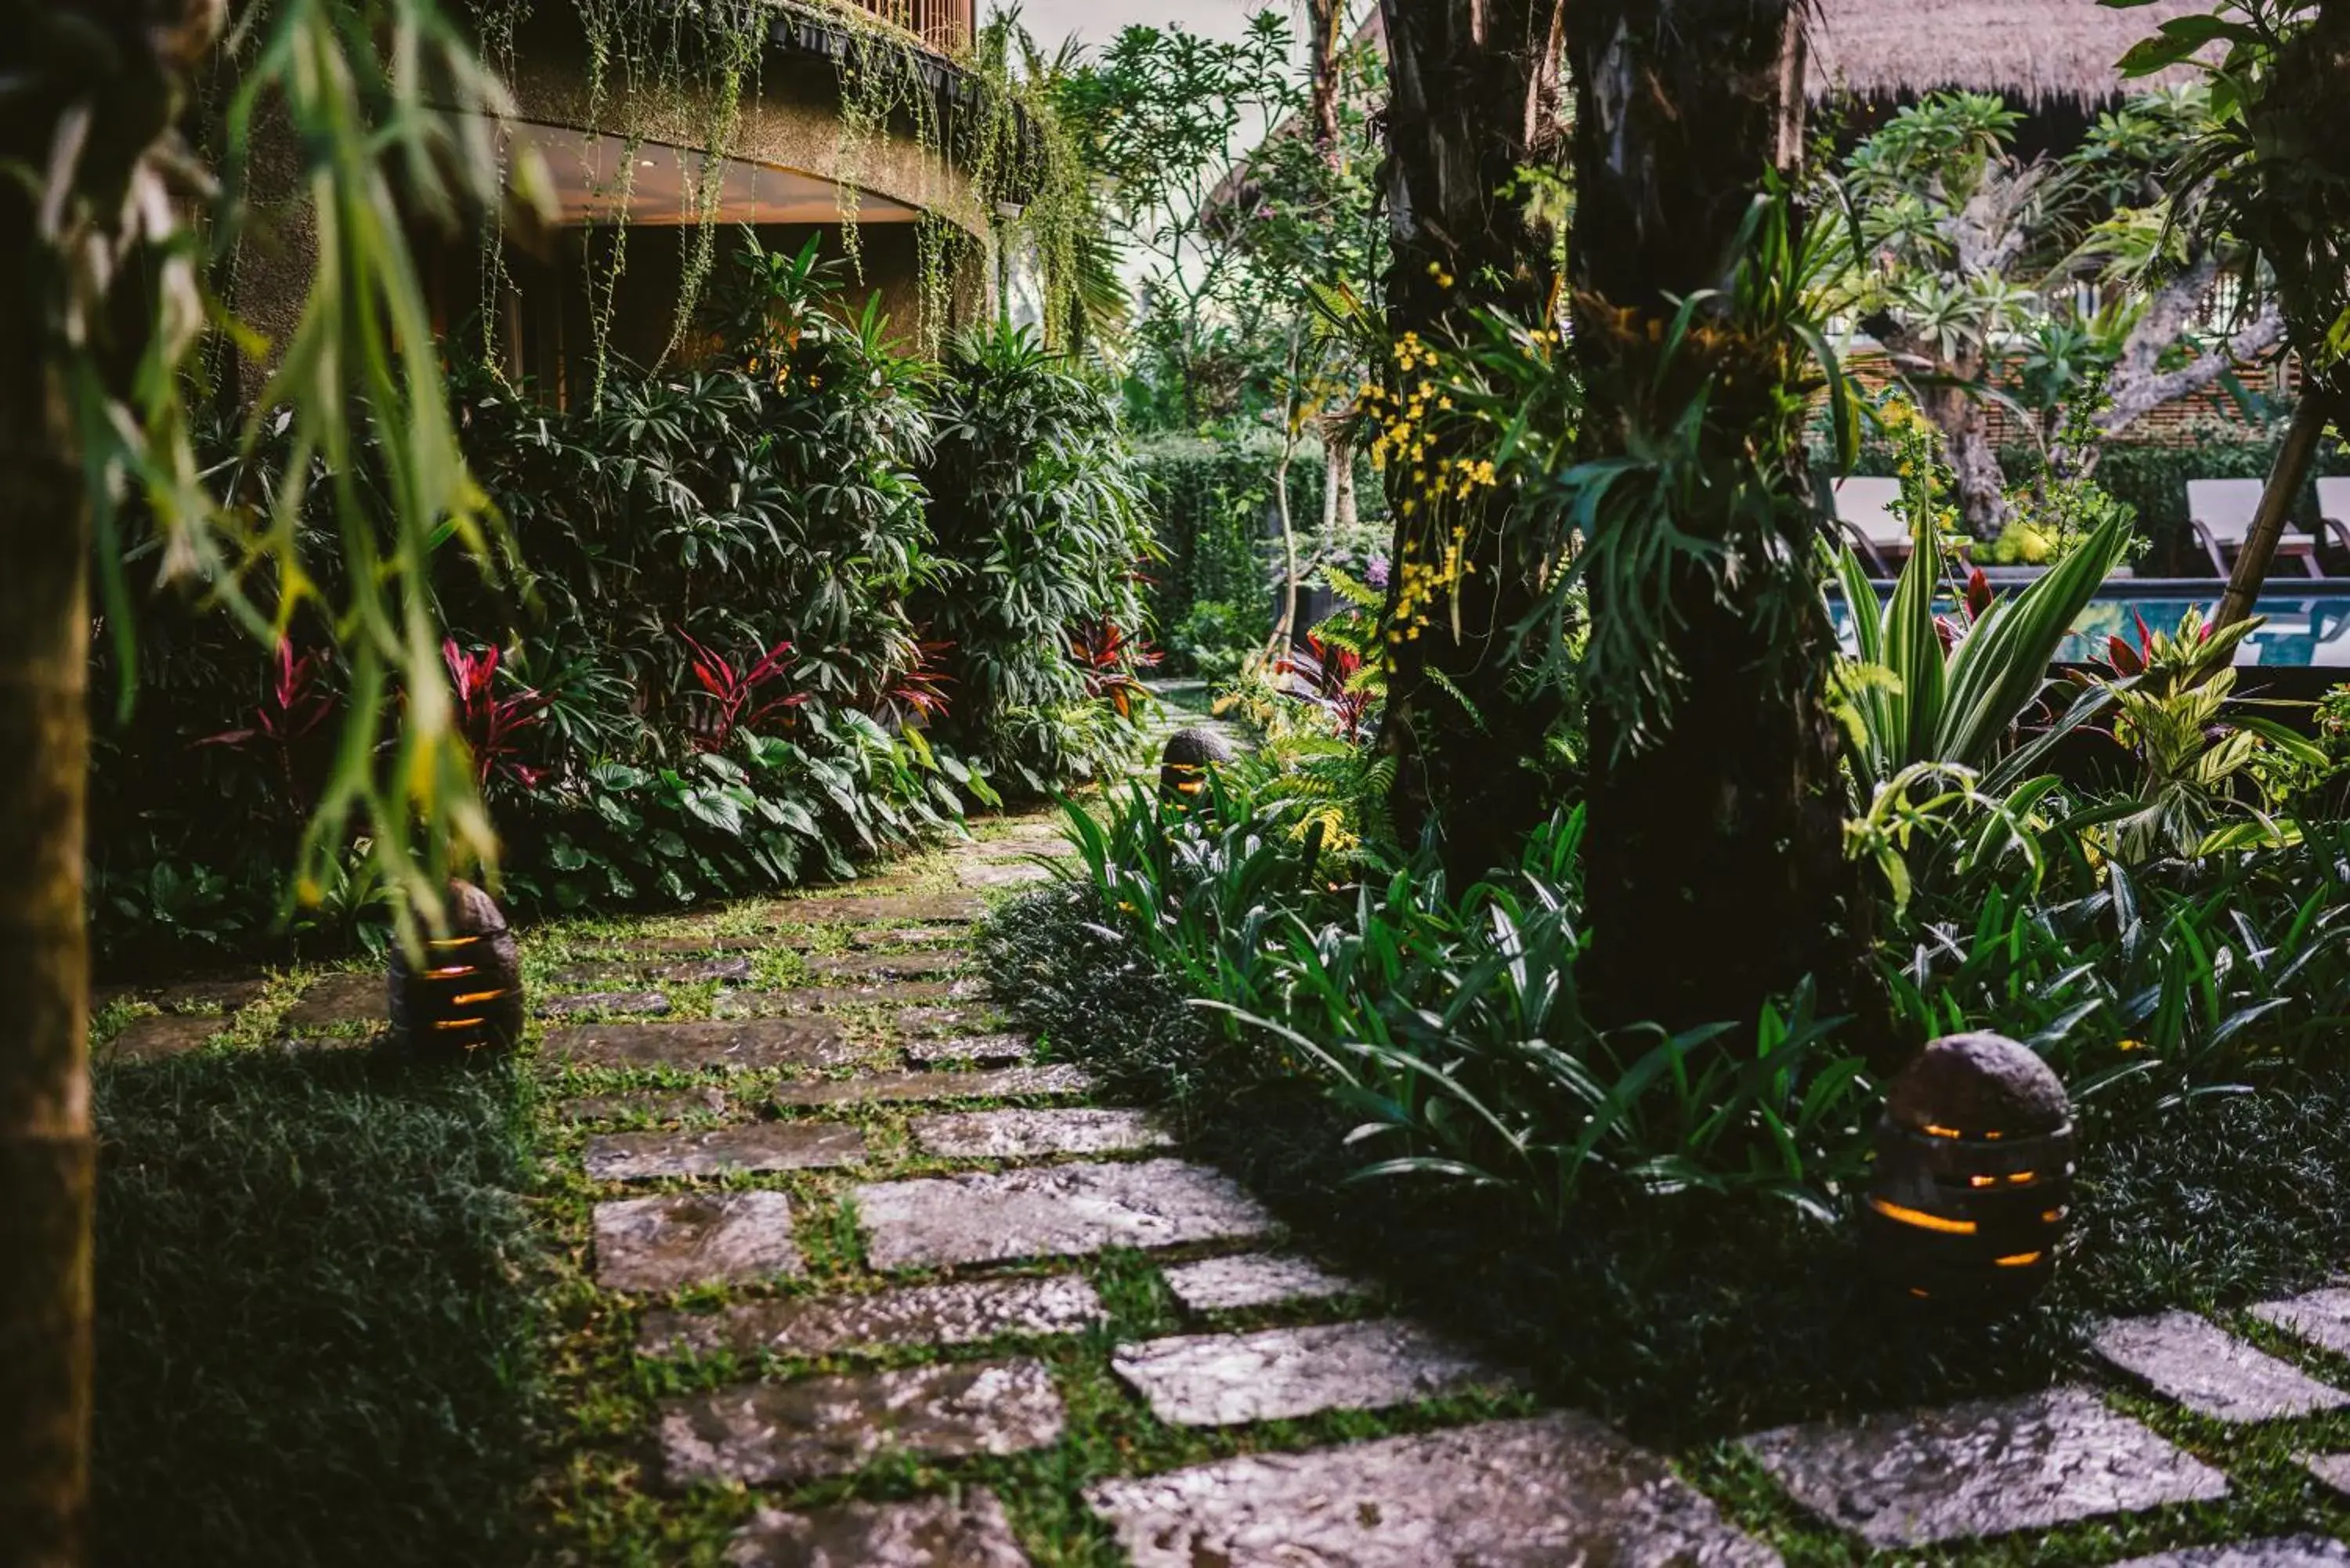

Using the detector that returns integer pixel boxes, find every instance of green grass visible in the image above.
[100,822,2350,1568]
[91,1041,541,1568]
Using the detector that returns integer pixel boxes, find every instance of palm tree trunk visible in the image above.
[1376,0,1567,883]
[1571,0,1861,1035]
[2215,391,2338,627]
[0,184,95,1566]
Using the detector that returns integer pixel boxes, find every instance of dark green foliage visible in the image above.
[1137,437,1281,648]
[91,240,1167,962]
[992,840,2350,1448]
[915,323,1158,794]
[1042,782,1879,1219]
[90,1047,537,1568]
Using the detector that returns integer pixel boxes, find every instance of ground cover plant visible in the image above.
[89,1021,539,1568]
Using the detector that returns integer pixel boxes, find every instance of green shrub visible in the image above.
[1166,598,1267,679]
[88,238,982,963]
[916,323,1160,795]
[92,1048,537,1567]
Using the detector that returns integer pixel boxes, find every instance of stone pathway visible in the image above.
[85,713,2350,1565]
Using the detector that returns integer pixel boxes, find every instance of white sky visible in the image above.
[1000,0,1277,56]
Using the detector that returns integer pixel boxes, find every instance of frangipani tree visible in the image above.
[1824,86,2284,533]
[2103,0,2350,623]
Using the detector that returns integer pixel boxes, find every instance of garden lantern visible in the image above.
[1864,1031,2074,1310]
[389,880,524,1061]
[1159,725,1236,803]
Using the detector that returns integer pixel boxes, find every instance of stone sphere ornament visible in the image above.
[389,880,524,1061]
[1159,725,1236,803]
[1864,1031,2075,1310]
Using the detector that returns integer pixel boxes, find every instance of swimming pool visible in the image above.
[1832,581,2350,668]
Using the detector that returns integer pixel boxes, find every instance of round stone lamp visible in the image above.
[389,880,524,1061]
[1159,725,1236,803]
[1864,1031,2075,1310]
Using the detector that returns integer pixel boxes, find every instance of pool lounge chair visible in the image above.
[1834,477,1909,576]
[2187,477,2319,578]
[2316,475,2350,558]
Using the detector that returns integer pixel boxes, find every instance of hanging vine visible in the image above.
[462,0,1099,378]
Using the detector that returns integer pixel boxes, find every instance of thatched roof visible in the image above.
[1805,0,2211,107]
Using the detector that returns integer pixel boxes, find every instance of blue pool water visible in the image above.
[1831,583,2350,668]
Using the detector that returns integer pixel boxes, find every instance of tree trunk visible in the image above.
[1571,0,1860,1036]
[2215,390,2339,628]
[0,168,95,1567]
[1376,0,1567,883]
[1309,0,1344,168]
[1929,378,2010,538]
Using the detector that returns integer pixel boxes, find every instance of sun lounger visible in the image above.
[2187,477,2318,578]
[1834,476,1909,576]
[2315,475,2350,558]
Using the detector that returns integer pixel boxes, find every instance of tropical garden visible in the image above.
[11,0,2350,1562]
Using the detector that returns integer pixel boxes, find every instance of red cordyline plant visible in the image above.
[1069,620,1160,719]
[1274,631,1375,742]
[194,638,339,810]
[678,627,808,751]
[873,637,954,727]
[443,640,550,789]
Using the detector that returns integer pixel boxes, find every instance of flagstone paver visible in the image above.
[103,1013,229,1064]
[853,1158,1275,1270]
[2301,1453,2350,1497]
[807,949,968,981]
[659,1359,1067,1486]
[550,956,754,986]
[283,970,388,1029]
[1741,1386,2229,1547]
[902,1033,1036,1068]
[2111,1539,2350,1568]
[585,1122,866,1181]
[772,1065,1094,1109]
[594,1190,804,1292]
[895,1005,1012,1039]
[559,1086,731,1124]
[1162,1252,1362,1313]
[537,989,672,1019]
[642,1274,1105,1358]
[613,933,765,955]
[910,1107,1171,1158]
[725,1493,1031,1568]
[851,925,967,949]
[2253,1289,2350,1360]
[541,1017,855,1071]
[1090,1411,1778,1568]
[777,894,984,925]
[714,980,980,1017]
[1111,1318,1515,1427]
[957,860,1054,889]
[2093,1311,2350,1422]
